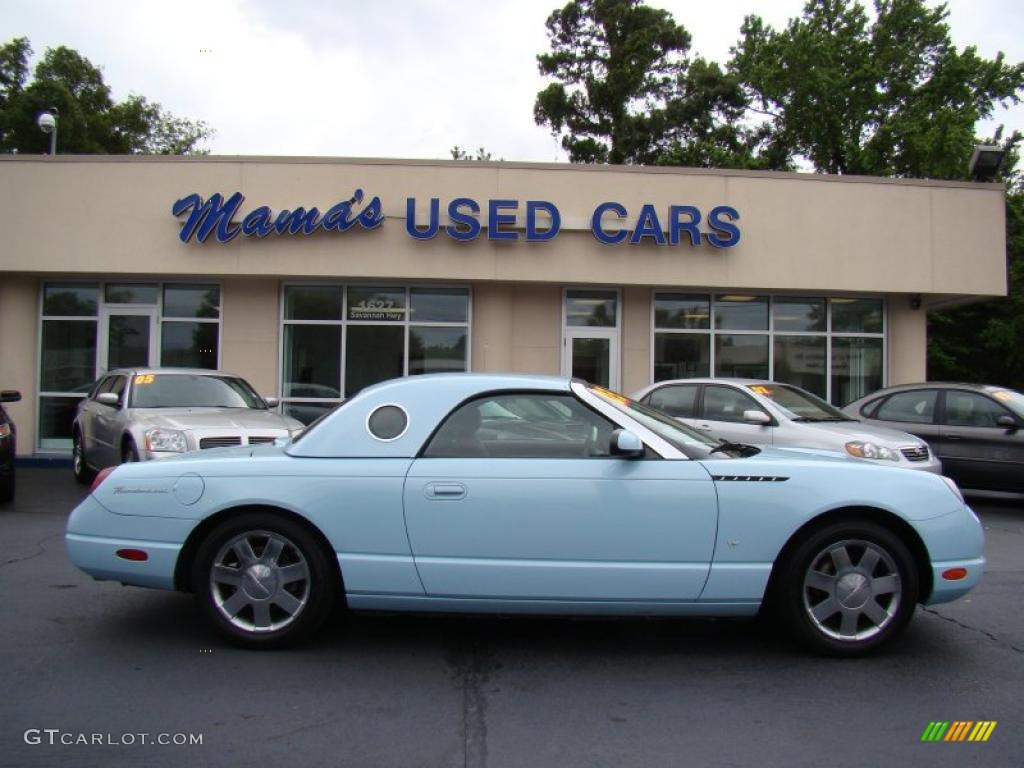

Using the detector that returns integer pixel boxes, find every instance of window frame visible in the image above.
[650,291,886,405]
[279,281,472,421]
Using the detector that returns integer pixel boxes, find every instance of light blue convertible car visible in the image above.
[66,374,984,655]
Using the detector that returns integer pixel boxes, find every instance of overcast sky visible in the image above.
[5,0,1023,162]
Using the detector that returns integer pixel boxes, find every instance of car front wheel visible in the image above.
[192,514,336,648]
[72,431,95,485]
[776,521,919,655]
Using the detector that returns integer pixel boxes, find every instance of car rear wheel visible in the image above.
[775,521,918,655]
[72,431,95,484]
[192,514,336,648]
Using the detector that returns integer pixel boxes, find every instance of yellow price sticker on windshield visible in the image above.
[749,385,773,396]
[134,374,155,385]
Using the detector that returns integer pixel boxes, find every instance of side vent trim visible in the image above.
[711,475,789,483]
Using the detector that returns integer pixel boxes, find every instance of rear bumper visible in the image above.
[66,494,188,590]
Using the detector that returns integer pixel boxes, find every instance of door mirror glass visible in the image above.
[263,396,279,409]
[743,410,771,425]
[0,390,21,403]
[96,392,120,407]
[996,414,1018,430]
[610,429,644,457]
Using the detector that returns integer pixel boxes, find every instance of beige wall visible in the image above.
[220,278,280,396]
[887,297,929,385]
[621,287,651,395]
[471,283,560,375]
[0,275,38,453]
[0,156,1007,298]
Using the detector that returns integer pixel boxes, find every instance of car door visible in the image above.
[91,374,128,466]
[402,391,718,602]
[936,389,1024,492]
[863,389,940,443]
[693,384,774,446]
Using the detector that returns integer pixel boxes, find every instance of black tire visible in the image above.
[774,520,919,656]
[121,438,140,463]
[72,431,95,485]
[191,513,337,649]
[0,470,13,504]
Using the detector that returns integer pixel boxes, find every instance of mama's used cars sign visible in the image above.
[172,191,741,248]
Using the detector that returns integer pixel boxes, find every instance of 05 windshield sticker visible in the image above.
[589,385,631,407]
[134,374,155,385]
[748,385,773,396]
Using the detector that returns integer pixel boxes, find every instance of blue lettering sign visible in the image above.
[591,202,629,245]
[707,205,741,248]
[526,201,561,241]
[406,197,440,240]
[488,199,519,242]
[173,190,383,243]
[447,198,482,241]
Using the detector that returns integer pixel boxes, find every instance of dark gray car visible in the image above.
[842,383,1024,493]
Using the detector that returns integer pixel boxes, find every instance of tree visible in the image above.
[0,37,212,155]
[450,145,501,161]
[731,0,1024,178]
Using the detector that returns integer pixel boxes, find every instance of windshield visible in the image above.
[129,374,266,409]
[746,383,852,422]
[988,387,1024,420]
[586,384,751,459]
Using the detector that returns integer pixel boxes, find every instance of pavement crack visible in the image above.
[920,606,1024,654]
[450,635,490,768]
[0,532,63,569]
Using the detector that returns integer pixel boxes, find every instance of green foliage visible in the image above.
[450,145,501,161]
[0,37,212,155]
[731,0,1024,178]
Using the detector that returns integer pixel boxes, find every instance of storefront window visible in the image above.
[345,325,404,397]
[38,280,223,451]
[565,289,617,327]
[715,334,769,379]
[831,298,883,333]
[832,337,883,406]
[105,283,158,305]
[774,335,827,399]
[653,292,884,403]
[281,285,470,421]
[714,295,768,331]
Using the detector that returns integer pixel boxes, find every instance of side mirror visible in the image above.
[96,392,120,407]
[743,410,771,425]
[996,414,1018,431]
[610,429,644,458]
[0,390,21,403]
[264,396,280,408]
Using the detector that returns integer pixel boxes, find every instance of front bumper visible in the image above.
[913,502,986,605]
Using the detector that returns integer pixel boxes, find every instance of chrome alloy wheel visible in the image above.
[802,539,902,642]
[209,530,311,633]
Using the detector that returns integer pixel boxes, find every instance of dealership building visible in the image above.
[0,155,1008,456]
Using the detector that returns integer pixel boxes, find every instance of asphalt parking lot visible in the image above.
[1,467,1021,768]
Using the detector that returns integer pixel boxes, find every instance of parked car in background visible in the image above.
[843,383,1024,494]
[72,369,303,483]
[67,374,984,655]
[632,378,940,473]
[0,389,21,503]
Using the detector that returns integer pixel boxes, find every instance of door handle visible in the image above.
[424,482,467,500]
[696,423,712,431]
[944,433,961,440]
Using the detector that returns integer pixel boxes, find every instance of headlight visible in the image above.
[941,475,965,504]
[145,428,187,453]
[845,441,899,462]
[0,423,10,438]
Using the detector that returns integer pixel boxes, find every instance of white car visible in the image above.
[632,378,942,473]
[72,368,304,482]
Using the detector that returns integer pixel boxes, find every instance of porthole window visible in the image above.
[367,404,409,441]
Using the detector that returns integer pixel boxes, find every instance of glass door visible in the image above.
[562,288,621,391]
[99,307,157,372]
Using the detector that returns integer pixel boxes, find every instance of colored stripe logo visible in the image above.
[921,721,997,742]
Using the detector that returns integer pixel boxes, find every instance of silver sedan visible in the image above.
[72,368,303,483]
[632,378,942,473]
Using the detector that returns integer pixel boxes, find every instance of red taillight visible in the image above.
[90,466,116,493]
[116,549,149,561]
[942,567,968,581]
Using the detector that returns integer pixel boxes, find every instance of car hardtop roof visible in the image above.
[651,377,774,386]
[353,372,574,399]
[860,381,1011,393]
